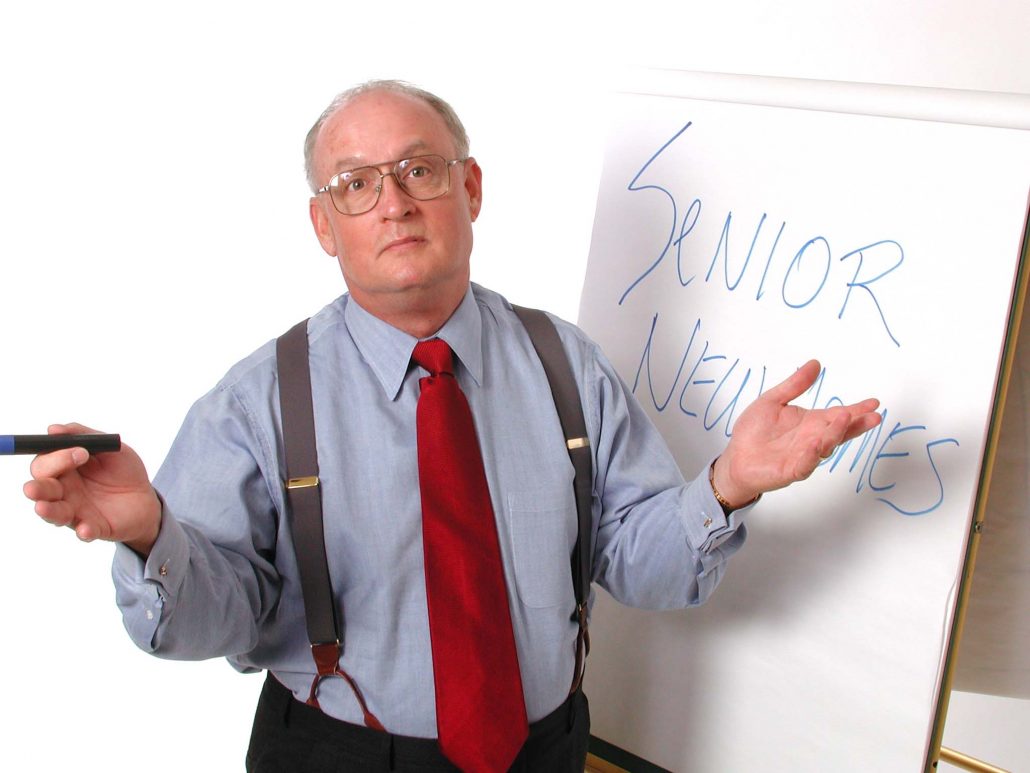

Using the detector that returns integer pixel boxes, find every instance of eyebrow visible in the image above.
[332,141,436,173]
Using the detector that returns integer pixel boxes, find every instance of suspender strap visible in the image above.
[276,319,384,731]
[512,305,593,694]
[277,320,336,646]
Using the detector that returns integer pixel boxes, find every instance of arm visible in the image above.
[112,382,283,659]
[585,346,746,610]
[581,349,879,611]
[23,384,283,661]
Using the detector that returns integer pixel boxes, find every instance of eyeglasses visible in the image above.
[317,154,467,216]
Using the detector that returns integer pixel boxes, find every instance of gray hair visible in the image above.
[303,79,470,193]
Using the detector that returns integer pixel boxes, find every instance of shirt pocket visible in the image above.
[507,491,577,609]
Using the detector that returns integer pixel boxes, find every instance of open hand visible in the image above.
[712,360,882,507]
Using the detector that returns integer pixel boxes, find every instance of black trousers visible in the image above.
[246,674,590,772]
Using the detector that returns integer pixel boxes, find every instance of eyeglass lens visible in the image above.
[329,155,452,215]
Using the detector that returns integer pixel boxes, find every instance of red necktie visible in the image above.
[412,339,529,772]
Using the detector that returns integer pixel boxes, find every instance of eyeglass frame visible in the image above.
[316,155,469,216]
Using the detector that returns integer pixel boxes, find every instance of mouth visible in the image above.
[382,236,424,253]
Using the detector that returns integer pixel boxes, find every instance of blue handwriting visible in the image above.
[619,122,904,348]
[631,312,958,515]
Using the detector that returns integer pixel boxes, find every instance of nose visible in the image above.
[375,172,414,218]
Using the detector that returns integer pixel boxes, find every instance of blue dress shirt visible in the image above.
[111,283,747,738]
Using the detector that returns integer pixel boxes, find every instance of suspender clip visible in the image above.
[310,640,342,675]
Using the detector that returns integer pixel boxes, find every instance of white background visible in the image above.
[1,1,1027,770]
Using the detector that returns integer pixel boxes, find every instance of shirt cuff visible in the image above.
[111,499,191,651]
[680,456,756,554]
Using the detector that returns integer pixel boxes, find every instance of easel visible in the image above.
[926,210,1030,773]
[938,747,1011,773]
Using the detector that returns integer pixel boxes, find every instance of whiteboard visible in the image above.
[577,83,1030,771]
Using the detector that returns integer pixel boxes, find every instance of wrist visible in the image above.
[710,457,760,513]
[124,490,163,558]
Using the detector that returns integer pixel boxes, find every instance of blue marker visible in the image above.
[0,434,121,455]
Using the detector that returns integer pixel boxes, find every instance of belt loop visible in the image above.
[387,732,396,771]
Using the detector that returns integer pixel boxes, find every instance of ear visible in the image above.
[463,158,483,222]
[309,196,339,256]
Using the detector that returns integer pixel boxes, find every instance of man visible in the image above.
[24,81,881,772]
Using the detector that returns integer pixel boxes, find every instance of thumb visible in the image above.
[762,360,821,405]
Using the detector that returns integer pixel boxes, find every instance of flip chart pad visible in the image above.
[577,82,1030,771]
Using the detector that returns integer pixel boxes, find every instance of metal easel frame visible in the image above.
[925,204,1030,773]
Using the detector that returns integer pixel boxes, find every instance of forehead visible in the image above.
[314,90,457,174]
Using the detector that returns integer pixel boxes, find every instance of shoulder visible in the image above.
[471,283,603,365]
[210,294,350,396]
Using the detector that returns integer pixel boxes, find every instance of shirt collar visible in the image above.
[344,285,483,400]
[432,286,483,388]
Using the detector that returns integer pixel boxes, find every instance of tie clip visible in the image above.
[566,437,589,450]
[286,476,320,490]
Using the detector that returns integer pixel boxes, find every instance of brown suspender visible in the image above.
[275,306,593,723]
[511,305,593,694]
[277,320,385,729]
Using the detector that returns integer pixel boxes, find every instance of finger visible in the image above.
[817,410,852,458]
[74,520,100,542]
[29,446,89,479]
[762,359,821,405]
[841,398,881,416]
[23,476,66,503]
[33,498,77,528]
[814,405,882,458]
[792,439,824,481]
[840,411,883,443]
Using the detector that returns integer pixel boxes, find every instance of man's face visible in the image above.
[308,90,482,321]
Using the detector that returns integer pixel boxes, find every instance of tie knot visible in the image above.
[412,338,454,376]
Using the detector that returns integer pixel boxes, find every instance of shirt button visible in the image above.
[146,609,154,621]
[703,516,713,528]
[159,562,169,577]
